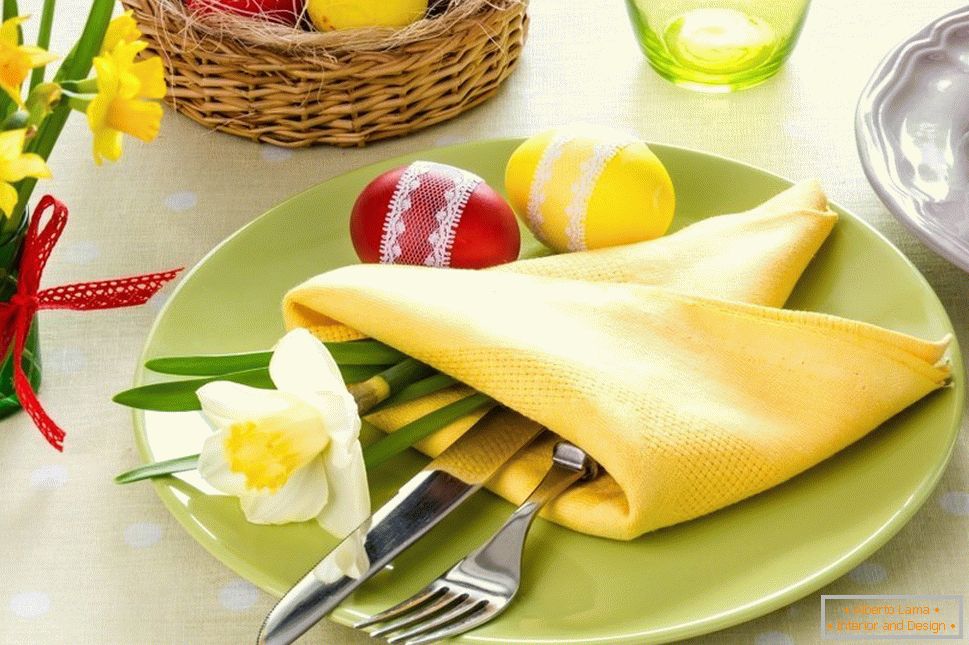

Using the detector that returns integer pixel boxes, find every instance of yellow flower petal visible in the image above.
[0,21,57,107]
[0,17,27,47]
[91,55,118,94]
[107,98,162,142]
[101,11,141,55]
[22,45,58,67]
[0,129,26,161]
[130,57,166,99]
[91,127,123,166]
[0,79,23,106]
[0,181,17,216]
[2,152,51,182]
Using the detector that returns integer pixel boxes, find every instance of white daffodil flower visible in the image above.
[196,328,370,579]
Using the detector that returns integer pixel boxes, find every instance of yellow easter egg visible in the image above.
[504,126,675,253]
[308,0,428,31]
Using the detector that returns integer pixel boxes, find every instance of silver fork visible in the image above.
[354,441,597,645]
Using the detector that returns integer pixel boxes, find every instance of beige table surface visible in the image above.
[1,0,967,643]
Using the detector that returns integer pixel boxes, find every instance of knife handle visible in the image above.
[258,469,480,645]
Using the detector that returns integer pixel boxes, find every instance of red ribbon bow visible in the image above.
[0,196,182,451]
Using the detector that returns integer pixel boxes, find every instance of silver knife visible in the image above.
[258,409,543,645]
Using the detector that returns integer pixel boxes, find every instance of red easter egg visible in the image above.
[350,161,520,269]
[185,0,303,26]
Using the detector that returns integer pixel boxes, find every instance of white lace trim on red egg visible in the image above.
[379,161,483,267]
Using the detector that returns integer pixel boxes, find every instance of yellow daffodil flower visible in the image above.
[196,329,371,581]
[0,128,51,216]
[0,17,57,106]
[86,39,165,164]
[101,11,141,55]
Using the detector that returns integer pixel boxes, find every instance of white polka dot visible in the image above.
[260,145,293,162]
[9,592,50,618]
[29,464,68,490]
[58,240,100,265]
[164,191,198,212]
[755,631,794,645]
[48,346,88,375]
[848,561,887,586]
[124,522,163,548]
[939,491,969,516]
[219,580,259,611]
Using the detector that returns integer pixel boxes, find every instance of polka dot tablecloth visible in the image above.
[1,0,967,643]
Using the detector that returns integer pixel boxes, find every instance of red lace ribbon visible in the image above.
[0,196,182,451]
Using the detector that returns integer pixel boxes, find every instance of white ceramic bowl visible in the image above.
[857,6,969,272]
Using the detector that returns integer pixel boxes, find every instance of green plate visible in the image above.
[135,139,964,644]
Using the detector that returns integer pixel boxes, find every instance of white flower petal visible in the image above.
[314,526,370,583]
[197,431,249,496]
[317,438,370,538]
[308,391,361,468]
[196,381,291,425]
[239,456,329,525]
[270,329,347,396]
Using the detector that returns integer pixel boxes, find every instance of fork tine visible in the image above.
[368,590,465,638]
[353,585,445,629]
[385,598,488,644]
[398,601,501,645]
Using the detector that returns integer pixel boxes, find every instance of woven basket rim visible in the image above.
[140,0,526,57]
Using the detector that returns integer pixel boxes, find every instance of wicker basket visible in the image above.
[121,0,529,147]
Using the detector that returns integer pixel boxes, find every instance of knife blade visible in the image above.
[257,408,543,645]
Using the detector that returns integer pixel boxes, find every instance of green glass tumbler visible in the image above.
[625,0,811,92]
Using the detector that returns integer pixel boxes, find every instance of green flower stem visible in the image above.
[348,358,436,413]
[61,90,93,114]
[367,373,459,413]
[114,392,497,484]
[362,393,495,469]
[28,0,56,91]
[64,77,97,94]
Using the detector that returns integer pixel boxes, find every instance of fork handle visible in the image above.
[464,441,596,578]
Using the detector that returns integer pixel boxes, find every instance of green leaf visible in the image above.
[29,0,56,91]
[115,454,200,484]
[145,351,274,376]
[113,368,275,412]
[363,393,494,469]
[144,340,405,376]
[114,363,387,412]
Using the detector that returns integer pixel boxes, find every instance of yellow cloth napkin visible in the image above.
[283,181,951,540]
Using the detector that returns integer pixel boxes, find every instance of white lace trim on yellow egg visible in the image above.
[526,135,569,247]
[564,138,635,251]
